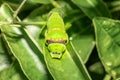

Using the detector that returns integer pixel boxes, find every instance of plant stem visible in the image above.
[50,0,61,8]
[0,22,21,27]
[14,21,46,25]
[0,21,46,27]
[13,0,27,21]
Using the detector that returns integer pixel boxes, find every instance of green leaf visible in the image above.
[66,15,95,63]
[23,8,48,49]
[0,36,11,72]
[22,4,50,40]
[0,61,28,80]
[25,5,52,19]
[71,26,95,63]
[0,3,49,80]
[2,0,37,12]
[29,0,50,4]
[71,0,111,19]
[93,17,120,79]
[43,42,91,80]
[88,62,104,74]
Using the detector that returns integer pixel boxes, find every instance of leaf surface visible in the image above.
[43,42,91,80]
[72,0,111,19]
[93,17,120,78]
[0,3,49,80]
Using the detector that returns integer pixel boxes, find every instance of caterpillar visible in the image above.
[45,11,68,59]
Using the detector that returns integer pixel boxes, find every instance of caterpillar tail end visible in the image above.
[50,52,63,59]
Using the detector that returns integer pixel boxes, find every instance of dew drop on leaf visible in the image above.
[106,62,112,67]
[69,37,73,41]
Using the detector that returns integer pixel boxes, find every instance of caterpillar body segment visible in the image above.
[45,12,68,59]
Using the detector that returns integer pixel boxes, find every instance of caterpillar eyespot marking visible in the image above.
[46,39,67,44]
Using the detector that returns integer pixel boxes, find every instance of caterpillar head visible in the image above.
[47,43,66,59]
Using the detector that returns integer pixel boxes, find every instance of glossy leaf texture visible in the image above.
[0,3,49,80]
[71,0,111,19]
[0,35,11,72]
[69,18,95,63]
[0,61,28,80]
[43,42,91,80]
[22,4,51,48]
[93,17,120,79]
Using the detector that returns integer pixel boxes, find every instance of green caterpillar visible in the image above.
[45,12,68,59]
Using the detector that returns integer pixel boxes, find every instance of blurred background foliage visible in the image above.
[0,0,120,80]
